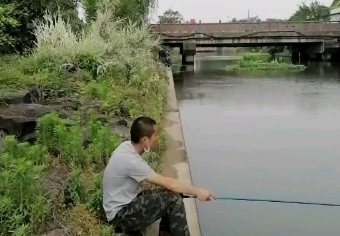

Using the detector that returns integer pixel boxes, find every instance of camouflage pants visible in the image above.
[111,188,190,236]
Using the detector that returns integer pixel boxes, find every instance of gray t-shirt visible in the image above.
[103,141,152,221]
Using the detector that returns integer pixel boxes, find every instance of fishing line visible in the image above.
[182,195,340,207]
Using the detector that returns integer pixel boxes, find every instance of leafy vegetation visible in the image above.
[0,0,168,235]
[0,136,50,235]
[225,55,307,71]
[331,0,340,9]
[0,0,81,53]
[0,113,123,234]
[0,10,168,118]
[0,4,19,53]
[289,0,330,21]
[83,0,158,25]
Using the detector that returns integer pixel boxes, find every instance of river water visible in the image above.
[173,55,340,236]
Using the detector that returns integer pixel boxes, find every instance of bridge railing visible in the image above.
[151,21,340,36]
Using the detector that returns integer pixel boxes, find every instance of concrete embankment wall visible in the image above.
[149,68,201,236]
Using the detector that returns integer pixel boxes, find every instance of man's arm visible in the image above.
[145,170,208,198]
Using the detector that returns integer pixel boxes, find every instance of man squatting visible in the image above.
[103,116,216,236]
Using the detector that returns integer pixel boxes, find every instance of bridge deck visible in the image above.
[163,37,328,47]
[151,21,340,38]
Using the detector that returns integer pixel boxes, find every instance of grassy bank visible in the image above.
[239,52,272,62]
[225,55,306,71]
[0,8,168,236]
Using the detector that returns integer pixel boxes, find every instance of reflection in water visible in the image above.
[174,56,340,236]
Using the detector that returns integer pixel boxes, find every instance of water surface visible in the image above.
[174,57,340,236]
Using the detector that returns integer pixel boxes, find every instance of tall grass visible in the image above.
[36,12,167,120]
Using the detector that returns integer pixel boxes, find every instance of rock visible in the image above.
[82,100,104,110]
[50,97,81,111]
[106,117,132,141]
[109,124,129,141]
[0,104,55,141]
[116,118,128,127]
[43,89,67,100]
[0,88,42,104]
[118,101,130,117]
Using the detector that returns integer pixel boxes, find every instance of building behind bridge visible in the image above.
[331,0,340,21]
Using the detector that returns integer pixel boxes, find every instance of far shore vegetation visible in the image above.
[225,54,307,72]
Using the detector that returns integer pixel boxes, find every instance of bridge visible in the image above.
[151,21,340,69]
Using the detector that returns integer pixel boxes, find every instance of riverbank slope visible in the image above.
[0,9,169,235]
[149,68,201,236]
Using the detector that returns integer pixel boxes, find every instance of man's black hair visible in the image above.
[130,116,157,144]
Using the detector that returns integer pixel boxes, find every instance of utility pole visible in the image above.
[248,9,250,22]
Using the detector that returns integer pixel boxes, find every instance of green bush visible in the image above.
[1,10,168,118]
[37,112,121,169]
[87,173,105,218]
[0,4,20,53]
[64,164,87,206]
[86,119,121,169]
[0,136,50,234]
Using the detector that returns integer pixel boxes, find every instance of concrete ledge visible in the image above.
[148,68,201,236]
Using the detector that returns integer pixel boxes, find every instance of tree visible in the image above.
[0,0,81,53]
[112,0,157,24]
[82,0,98,23]
[289,1,330,21]
[331,0,340,9]
[83,0,157,25]
[267,1,330,57]
[158,8,184,23]
[0,4,19,53]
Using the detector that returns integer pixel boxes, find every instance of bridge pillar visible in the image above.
[306,40,339,61]
[331,49,340,61]
[180,40,196,71]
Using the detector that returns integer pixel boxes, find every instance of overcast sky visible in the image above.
[150,0,334,23]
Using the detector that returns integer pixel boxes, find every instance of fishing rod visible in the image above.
[182,195,340,207]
